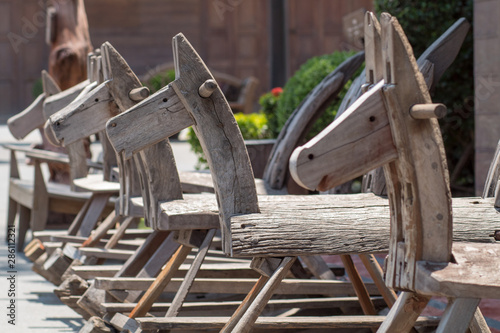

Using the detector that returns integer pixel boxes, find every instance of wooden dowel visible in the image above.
[129,87,150,101]
[198,79,217,98]
[409,103,447,119]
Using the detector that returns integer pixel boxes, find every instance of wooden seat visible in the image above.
[4,144,92,251]
[290,12,498,333]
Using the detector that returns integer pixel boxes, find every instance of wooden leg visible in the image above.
[166,229,216,317]
[469,307,491,333]
[117,231,171,277]
[104,216,136,249]
[6,198,18,241]
[340,255,377,316]
[129,245,192,318]
[76,193,112,237]
[437,298,481,333]
[32,160,49,232]
[220,276,269,333]
[18,205,31,251]
[378,292,430,333]
[81,210,118,247]
[229,257,297,333]
[359,254,397,308]
[67,198,92,235]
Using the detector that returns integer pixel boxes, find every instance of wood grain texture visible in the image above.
[129,245,192,318]
[377,292,430,333]
[165,229,216,317]
[103,296,386,314]
[264,52,365,190]
[7,93,46,140]
[94,277,381,296]
[381,13,452,290]
[415,242,500,299]
[43,79,91,120]
[133,141,183,229]
[101,42,144,111]
[289,81,397,191]
[106,85,192,159]
[231,195,499,257]
[48,81,120,146]
[171,33,259,254]
[436,298,479,333]
[135,315,439,331]
[157,194,220,231]
[73,174,120,193]
[230,257,296,333]
[339,17,469,195]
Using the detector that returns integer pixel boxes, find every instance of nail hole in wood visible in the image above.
[369,116,376,122]
[163,98,168,103]
[95,98,99,102]
[308,154,314,160]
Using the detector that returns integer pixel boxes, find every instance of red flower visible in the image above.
[271,87,283,97]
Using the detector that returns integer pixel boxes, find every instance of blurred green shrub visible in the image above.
[187,112,272,169]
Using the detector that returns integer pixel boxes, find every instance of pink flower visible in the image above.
[271,87,283,97]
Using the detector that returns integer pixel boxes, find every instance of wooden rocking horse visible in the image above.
[290,12,499,333]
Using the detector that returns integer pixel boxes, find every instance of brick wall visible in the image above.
[475,0,500,194]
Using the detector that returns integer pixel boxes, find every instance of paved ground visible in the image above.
[0,126,197,332]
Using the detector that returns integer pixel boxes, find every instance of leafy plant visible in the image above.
[143,69,175,93]
[187,112,272,169]
[375,0,474,194]
[259,87,283,137]
[274,51,361,139]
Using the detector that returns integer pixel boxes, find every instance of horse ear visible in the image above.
[101,42,146,110]
[42,70,61,96]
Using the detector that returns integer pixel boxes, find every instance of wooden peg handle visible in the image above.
[410,103,447,119]
[198,79,217,98]
[129,86,150,101]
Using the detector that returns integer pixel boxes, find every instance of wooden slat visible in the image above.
[135,315,439,330]
[415,242,500,299]
[94,277,382,296]
[102,296,387,313]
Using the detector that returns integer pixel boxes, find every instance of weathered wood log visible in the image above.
[231,195,499,257]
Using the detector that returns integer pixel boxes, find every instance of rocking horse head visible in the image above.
[43,42,149,147]
[106,33,259,254]
[290,12,453,291]
[6,49,107,140]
